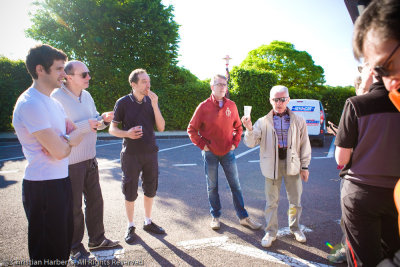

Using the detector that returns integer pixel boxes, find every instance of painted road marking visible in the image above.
[0,156,25,162]
[178,236,331,267]
[97,143,193,170]
[313,137,335,159]
[236,146,259,159]
[96,141,122,147]
[0,170,19,174]
[173,163,197,167]
[170,146,260,167]
[159,143,193,152]
[277,225,312,237]
[0,144,21,148]
[249,160,260,163]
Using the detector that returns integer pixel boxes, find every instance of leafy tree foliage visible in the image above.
[240,41,325,90]
[26,0,180,112]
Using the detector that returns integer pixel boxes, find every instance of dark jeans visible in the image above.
[202,150,248,219]
[22,177,73,267]
[341,179,400,266]
[69,158,105,249]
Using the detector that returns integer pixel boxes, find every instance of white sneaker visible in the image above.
[210,217,220,230]
[239,217,262,230]
[292,230,306,243]
[261,233,276,247]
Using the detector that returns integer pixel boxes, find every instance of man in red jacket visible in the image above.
[187,74,261,230]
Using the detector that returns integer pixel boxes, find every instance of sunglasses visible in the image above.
[271,97,288,103]
[70,72,90,79]
[373,43,400,77]
[214,83,227,87]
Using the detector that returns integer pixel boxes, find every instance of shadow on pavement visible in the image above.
[0,175,18,189]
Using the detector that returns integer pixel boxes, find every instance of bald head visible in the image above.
[64,60,91,91]
[65,60,86,75]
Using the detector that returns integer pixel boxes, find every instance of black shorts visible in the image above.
[120,151,158,201]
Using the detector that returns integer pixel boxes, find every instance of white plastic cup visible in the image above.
[244,106,252,117]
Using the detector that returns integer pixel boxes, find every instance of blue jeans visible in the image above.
[202,150,248,219]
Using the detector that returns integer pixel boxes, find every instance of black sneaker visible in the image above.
[125,226,136,244]
[88,238,120,251]
[70,245,90,261]
[143,221,165,234]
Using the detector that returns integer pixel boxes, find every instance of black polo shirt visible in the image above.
[113,93,158,155]
[335,82,400,188]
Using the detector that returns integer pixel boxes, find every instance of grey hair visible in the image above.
[270,85,289,98]
[210,74,227,86]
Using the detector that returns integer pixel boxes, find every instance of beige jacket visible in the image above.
[244,109,311,180]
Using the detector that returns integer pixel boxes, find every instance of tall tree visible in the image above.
[26,0,179,111]
[240,41,325,89]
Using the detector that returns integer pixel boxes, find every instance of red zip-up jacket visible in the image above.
[187,94,243,156]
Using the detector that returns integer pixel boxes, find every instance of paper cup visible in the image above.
[244,106,252,117]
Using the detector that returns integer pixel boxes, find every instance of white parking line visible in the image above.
[96,141,122,147]
[159,143,193,152]
[97,143,194,169]
[313,137,335,159]
[173,163,197,167]
[249,160,260,163]
[0,142,123,163]
[277,225,312,237]
[236,146,259,159]
[0,144,21,148]
[0,170,19,174]
[0,156,25,162]
[178,236,331,267]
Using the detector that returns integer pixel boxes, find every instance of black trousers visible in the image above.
[22,177,73,267]
[69,158,105,249]
[341,179,400,267]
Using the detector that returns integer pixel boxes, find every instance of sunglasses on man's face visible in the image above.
[373,43,400,78]
[271,97,288,103]
[70,72,90,79]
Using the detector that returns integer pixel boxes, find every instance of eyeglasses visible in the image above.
[70,72,90,79]
[271,97,288,103]
[373,43,400,77]
[214,83,227,88]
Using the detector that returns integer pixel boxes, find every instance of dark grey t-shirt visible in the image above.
[113,94,158,155]
[335,82,400,188]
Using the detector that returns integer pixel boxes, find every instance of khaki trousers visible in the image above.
[264,159,302,236]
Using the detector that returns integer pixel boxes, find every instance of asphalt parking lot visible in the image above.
[0,135,345,266]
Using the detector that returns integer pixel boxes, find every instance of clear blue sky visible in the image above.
[0,0,359,86]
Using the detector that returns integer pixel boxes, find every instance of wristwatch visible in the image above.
[301,167,309,170]
[62,134,71,145]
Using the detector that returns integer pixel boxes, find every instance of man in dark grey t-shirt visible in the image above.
[335,0,400,265]
[109,69,166,244]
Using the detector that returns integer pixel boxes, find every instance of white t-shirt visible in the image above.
[12,87,68,181]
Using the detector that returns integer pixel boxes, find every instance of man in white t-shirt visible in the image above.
[12,44,84,266]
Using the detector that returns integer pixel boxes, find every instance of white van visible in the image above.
[286,99,327,146]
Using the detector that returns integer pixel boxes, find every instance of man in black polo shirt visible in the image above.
[109,69,166,244]
[335,0,400,265]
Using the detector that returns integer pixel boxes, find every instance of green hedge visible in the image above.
[229,66,354,125]
[0,57,32,131]
[321,85,355,125]
[158,66,210,130]
[229,66,278,121]
[0,58,355,132]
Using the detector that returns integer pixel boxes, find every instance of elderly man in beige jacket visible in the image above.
[241,85,311,248]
